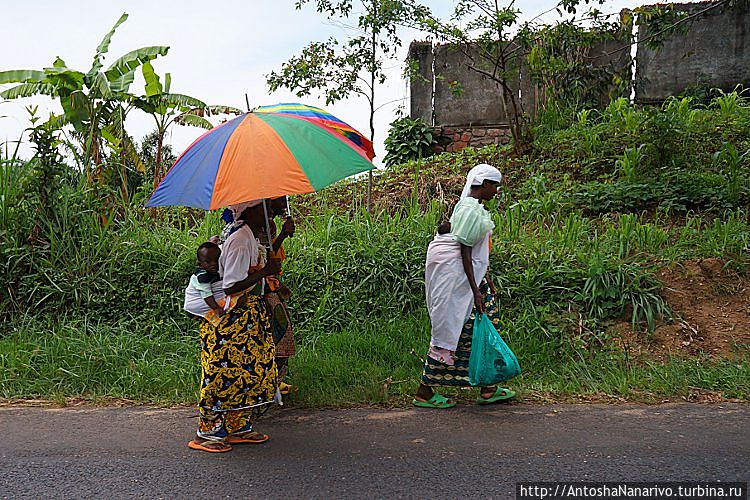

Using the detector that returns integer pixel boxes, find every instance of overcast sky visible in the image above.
[1,0,660,162]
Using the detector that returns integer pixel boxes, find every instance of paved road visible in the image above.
[0,403,747,499]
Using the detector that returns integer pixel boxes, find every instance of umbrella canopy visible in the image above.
[146,103,375,210]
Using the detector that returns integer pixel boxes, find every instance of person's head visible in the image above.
[197,242,221,273]
[238,203,267,231]
[471,178,502,201]
[463,164,503,202]
[269,197,288,218]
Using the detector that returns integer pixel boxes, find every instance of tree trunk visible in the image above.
[366,0,377,214]
[153,131,165,189]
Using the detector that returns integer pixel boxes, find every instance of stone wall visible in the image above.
[432,125,512,154]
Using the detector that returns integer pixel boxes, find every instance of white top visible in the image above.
[425,198,493,351]
[184,280,226,318]
[219,224,263,289]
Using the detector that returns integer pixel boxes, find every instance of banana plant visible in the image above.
[132,61,242,187]
[0,13,169,179]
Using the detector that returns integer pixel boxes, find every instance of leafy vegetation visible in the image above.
[383,117,435,168]
[1,12,748,407]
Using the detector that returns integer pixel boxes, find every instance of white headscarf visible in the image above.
[228,200,262,221]
[460,164,503,199]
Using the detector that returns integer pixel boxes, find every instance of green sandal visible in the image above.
[477,387,516,405]
[412,393,456,409]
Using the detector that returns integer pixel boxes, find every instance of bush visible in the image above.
[383,117,435,168]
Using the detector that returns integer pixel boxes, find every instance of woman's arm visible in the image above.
[460,244,485,314]
[272,218,295,253]
[486,273,497,296]
[224,259,281,295]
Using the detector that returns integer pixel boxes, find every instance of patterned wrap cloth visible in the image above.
[421,280,505,387]
[197,291,278,441]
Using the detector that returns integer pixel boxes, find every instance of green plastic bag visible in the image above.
[468,313,521,386]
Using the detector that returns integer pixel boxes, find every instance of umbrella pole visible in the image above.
[262,199,273,253]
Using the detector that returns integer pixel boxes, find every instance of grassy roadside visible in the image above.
[3,95,750,407]
[2,312,747,407]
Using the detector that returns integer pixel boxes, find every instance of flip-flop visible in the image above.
[477,387,516,405]
[279,382,295,395]
[187,439,232,453]
[412,393,456,409]
[226,431,270,444]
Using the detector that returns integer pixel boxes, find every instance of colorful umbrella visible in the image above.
[146,103,375,210]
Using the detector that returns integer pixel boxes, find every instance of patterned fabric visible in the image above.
[264,291,295,358]
[197,293,278,441]
[421,280,503,387]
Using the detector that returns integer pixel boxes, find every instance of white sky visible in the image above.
[0,0,658,162]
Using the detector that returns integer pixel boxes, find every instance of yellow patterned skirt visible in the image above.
[196,293,278,441]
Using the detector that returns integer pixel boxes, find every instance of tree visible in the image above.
[267,0,428,211]
[132,62,242,187]
[0,13,168,180]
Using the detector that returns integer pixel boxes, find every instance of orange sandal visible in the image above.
[226,431,270,444]
[187,439,232,453]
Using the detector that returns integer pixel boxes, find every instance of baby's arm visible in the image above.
[195,277,225,315]
[204,296,225,315]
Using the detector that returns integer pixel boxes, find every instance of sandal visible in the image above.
[477,387,516,405]
[412,393,456,409]
[187,439,232,453]
[226,431,270,444]
[279,382,295,395]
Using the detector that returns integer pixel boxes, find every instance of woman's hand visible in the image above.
[264,258,282,276]
[473,289,485,315]
[280,217,295,237]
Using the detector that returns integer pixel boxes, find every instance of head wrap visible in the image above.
[460,164,503,199]
[227,200,262,222]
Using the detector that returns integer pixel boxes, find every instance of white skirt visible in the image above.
[425,232,490,351]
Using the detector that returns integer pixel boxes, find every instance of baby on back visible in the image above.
[184,242,226,322]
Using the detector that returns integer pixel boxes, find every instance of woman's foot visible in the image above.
[414,384,434,402]
[413,384,455,409]
[477,386,516,405]
[226,431,270,444]
[187,438,232,453]
[480,386,496,399]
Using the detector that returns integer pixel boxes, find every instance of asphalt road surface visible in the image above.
[1,403,747,499]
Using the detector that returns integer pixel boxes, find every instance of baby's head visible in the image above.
[197,242,221,273]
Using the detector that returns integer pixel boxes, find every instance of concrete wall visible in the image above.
[410,2,750,134]
[432,44,514,126]
[635,3,750,103]
[409,36,630,130]
[408,41,434,124]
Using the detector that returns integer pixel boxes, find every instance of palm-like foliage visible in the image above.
[132,61,242,186]
[0,13,169,178]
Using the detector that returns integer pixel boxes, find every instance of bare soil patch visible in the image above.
[612,259,750,361]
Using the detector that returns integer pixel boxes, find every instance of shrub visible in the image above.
[383,117,435,168]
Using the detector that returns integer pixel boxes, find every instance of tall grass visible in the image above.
[1,94,749,405]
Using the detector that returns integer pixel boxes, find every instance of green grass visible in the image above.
[2,94,750,407]
[2,312,747,406]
